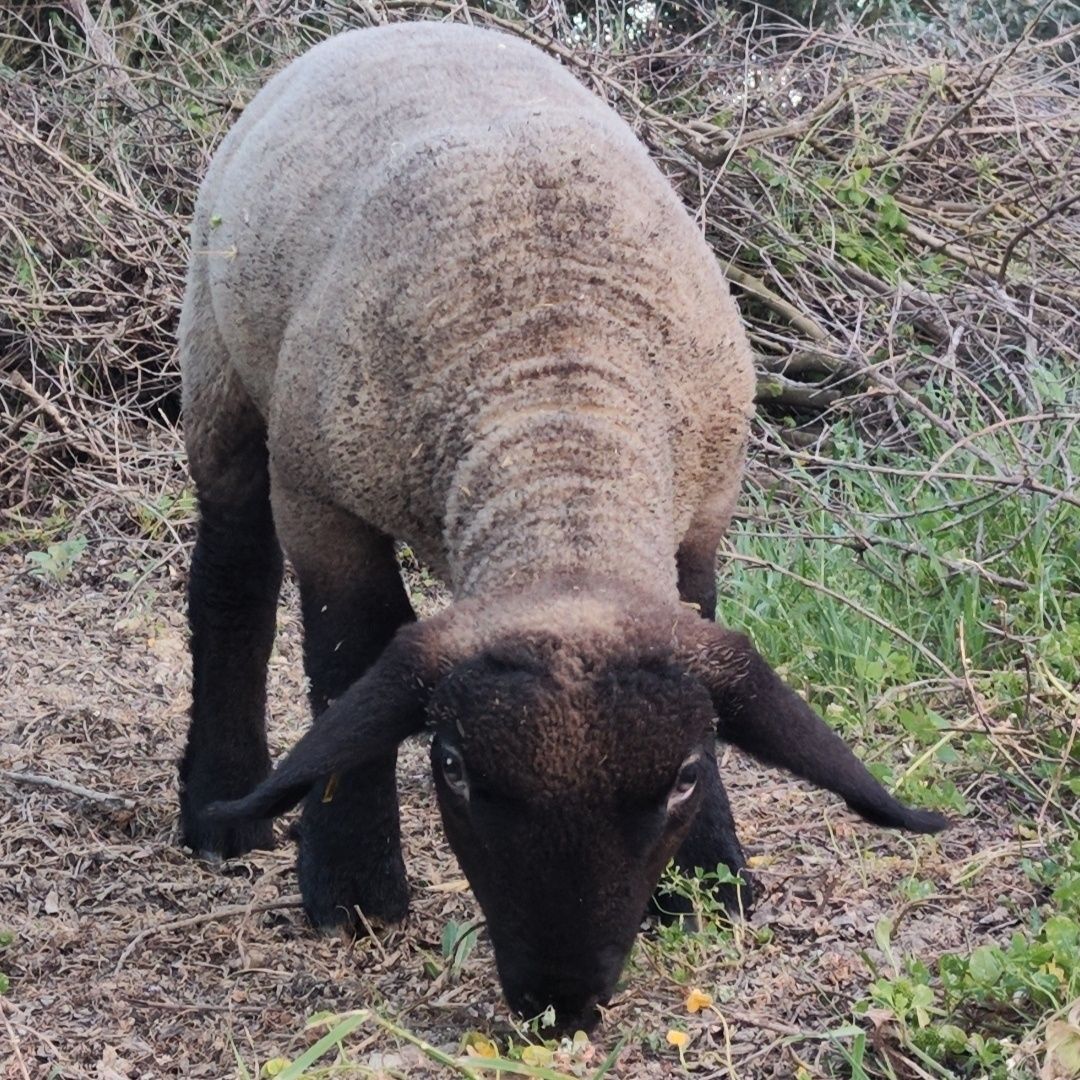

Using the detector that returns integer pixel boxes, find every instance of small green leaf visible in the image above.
[967,945,1004,986]
[874,918,897,972]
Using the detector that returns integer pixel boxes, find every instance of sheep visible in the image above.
[179,21,947,1031]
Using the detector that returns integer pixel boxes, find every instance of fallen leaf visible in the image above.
[522,1045,554,1066]
[1042,1017,1080,1079]
[463,1033,498,1059]
[427,879,472,893]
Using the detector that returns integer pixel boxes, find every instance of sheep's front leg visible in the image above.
[653,752,752,919]
[273,487,417,930]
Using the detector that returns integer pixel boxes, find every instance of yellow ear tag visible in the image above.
[321,773,340,804]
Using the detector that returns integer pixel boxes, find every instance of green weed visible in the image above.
[848,841,1080,1077]
[244,1008,620,1079]
[131,489,196,540]
[26,535,88,583]
[0,929,13,995]
[441,917,482,979]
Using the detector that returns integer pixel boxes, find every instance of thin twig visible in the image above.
[0,768,136,809]
[997,190,1080,284]
[0,999,32,1080]
[115,895,304,973]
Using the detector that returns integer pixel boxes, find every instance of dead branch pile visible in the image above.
[1,0,1077,525]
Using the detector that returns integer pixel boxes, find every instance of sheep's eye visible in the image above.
[440,747,468,796]
[675,762,699,794]
[667,755,701,813]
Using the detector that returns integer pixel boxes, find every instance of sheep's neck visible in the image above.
[444,355,678,601]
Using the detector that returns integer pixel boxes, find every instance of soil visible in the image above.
[0,549,1038,1079]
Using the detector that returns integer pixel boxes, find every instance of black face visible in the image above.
[427,641,714,1032]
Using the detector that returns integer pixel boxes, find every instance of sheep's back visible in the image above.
[186,23,754,582]
[191,22,614,404]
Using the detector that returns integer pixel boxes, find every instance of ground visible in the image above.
[0,549,1040,1079]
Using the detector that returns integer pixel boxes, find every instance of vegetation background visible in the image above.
[1,1,1077,1077]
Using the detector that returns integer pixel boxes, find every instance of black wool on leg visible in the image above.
[294,536,418,929]
[180,490,283,857]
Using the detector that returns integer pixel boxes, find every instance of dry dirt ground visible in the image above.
[0,547,1038,1079]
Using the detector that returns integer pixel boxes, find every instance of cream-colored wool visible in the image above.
[180,21,755,605]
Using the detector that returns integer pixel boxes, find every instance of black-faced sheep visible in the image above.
[179,21,946,1031]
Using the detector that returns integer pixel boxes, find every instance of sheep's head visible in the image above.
[427,637,714,1029]
[206,588,946,1031]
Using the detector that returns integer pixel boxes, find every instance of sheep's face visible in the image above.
[427,638,714,1031]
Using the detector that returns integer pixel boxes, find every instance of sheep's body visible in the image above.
[181,23,945,1032]
[182,22,754,600]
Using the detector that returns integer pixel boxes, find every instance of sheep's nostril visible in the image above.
[517,991,542,1015]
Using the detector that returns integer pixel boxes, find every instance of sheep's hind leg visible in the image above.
[273,487,417,930]
[652,752,752,921]
[677,476,742,621]
[181,377,282,858]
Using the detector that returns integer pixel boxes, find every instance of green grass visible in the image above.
[239,1010,624,1079]
[709,368,1079,1076]
[719,377,1079,820]
[0,929,13,996]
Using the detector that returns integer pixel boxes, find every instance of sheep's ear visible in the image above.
[673,615,948,834]
[205,616,470,824]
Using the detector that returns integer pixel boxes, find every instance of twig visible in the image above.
[351,902,390,963]
[122,996,268,1016]
[908,2,1047,165]
[713,1004,806,1038]
[0,768,136,809]
[755,371,844,409]
[997,190,1080,284]
[115,895,304,973]
[725,265,830,342]
[61,0,141,109]
[0,999,32,1080]
[756,349,854,377]
[1,371,114,465]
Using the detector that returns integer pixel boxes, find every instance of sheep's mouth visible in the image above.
[506,987,609,1034]
[499,950,627,1034]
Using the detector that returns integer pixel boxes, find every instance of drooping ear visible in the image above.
[673,613,948,834]
[205,612,474,824]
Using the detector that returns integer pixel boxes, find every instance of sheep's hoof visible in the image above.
[181,812,275,860]
[298,845,410,932]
